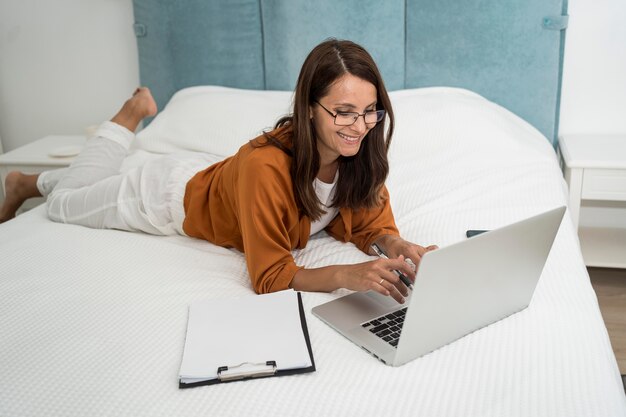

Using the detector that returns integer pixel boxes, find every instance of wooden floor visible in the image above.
[588,267,626,386]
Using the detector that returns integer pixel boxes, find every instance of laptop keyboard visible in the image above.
[361,307,408,348]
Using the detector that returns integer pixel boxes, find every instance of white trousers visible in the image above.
[44,121,218,235]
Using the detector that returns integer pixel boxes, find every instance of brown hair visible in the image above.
[264,38,394,220]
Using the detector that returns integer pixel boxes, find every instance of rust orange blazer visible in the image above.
[183,125,399,294]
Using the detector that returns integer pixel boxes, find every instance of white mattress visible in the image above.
[1,88,624,417]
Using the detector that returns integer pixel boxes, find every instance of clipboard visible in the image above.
[179,290,315,388]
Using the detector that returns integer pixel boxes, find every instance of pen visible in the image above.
[370,243,413,290]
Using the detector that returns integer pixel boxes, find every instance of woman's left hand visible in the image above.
[373,235,438,272]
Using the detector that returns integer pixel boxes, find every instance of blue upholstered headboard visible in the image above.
[132,0,568,145]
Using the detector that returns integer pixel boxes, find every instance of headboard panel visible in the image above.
[132,0,568,144]
[405,0,568,145]
[260,0,406,91]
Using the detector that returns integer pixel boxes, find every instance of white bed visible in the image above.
[1,87,624,417]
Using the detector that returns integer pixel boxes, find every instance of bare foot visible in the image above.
[0,172,42,223]
[110,87,158,132]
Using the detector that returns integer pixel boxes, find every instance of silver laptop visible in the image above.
[312,206,566,366]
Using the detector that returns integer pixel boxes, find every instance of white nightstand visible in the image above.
[559,134,626,268]
[0,135,86,211]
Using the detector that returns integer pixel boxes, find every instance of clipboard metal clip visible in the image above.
[217,361,277,382]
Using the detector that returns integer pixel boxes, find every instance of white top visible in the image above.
[309,172,339,235]
[559,134,626,169]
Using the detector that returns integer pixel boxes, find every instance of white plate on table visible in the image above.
[48,145,83,158]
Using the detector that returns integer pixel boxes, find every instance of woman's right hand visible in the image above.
[335,256,415,304]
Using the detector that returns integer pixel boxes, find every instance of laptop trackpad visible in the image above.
[312,291,404,332]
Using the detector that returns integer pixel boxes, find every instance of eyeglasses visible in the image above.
[315,101,385,126]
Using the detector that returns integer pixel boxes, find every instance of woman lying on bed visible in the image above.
[0,39,436,303]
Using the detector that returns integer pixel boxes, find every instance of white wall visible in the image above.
[0,0,139,153]
[559,0,626,135]
[0,0,625,227]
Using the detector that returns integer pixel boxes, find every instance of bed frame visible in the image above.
[132,0,568,145]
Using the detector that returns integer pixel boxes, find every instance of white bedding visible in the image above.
[1,88,624,417]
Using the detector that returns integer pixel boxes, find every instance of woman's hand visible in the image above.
[290,236,437,303]
[373,235,438,272]
[335,256,415,304]
[291,256,416,304]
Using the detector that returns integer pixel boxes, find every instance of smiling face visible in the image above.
[310,73,378,167]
